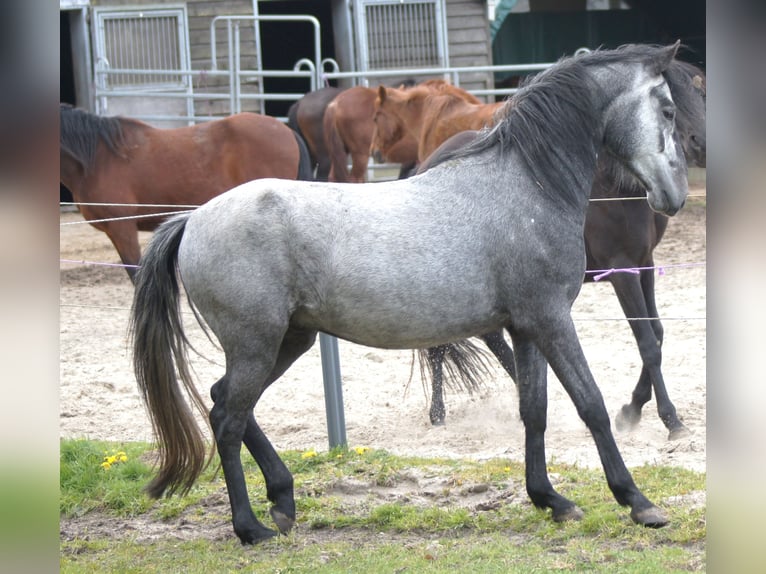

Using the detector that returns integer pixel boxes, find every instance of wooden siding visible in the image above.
[445,0,494,97]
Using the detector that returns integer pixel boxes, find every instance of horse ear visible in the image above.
[653,40,680,74]
[378,85,387,103]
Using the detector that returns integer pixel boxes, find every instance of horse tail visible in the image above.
[292,130,315,181]
[418,339,494,394]
[129,212,212,499]
[323,101,350,183]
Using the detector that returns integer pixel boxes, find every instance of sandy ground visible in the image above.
[59,197,706,473]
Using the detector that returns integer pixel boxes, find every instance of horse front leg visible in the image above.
[610,270,688,440]
[101,220,142,283]
[509,332,583,522]
[533,317,668,527]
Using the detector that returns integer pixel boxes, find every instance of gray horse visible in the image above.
[130,43,687,545]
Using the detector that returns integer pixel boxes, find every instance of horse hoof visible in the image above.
[630,506,668,528]
[237,525,279,545]
[270,507,296,534]
[668,425,691,441]
[615,405,640,432]
[552,505,584,522]
[430,418,445,427]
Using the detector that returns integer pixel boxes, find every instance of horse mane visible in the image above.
[428,44,682,209]
[664,59,706,147]
[59,103,134,174]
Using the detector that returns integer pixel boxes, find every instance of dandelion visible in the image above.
[301,449,318,459]
[101,449,129,471]
[353,446,370,455]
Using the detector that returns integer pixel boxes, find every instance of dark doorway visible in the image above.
[60,11,76,203]
[256,1,336,117]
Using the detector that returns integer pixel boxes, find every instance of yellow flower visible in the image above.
[301,449,318,459]
[353,446,370,455]
[101,450,128,470]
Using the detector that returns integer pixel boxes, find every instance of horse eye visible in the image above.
[662,107,675,122]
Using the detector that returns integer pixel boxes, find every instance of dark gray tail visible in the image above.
[129,212,212,498]
[418,339,494,394]
[292,130,315,181]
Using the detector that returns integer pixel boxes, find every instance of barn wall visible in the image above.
[445,0,495,96]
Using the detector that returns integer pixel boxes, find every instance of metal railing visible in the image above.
[94,13,556,126]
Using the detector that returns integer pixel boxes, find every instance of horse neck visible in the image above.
[60,149,85,198]
[591,154,645,200]
[390,99,426,142]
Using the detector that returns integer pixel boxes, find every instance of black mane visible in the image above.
[430,44,676,209]
[59,104,129,174]
[664,59,706,152]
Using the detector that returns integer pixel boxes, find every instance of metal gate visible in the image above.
[353,0,449,73]
[92,5,194,125]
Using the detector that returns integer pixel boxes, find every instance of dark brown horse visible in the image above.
[422,59,706,440]
[287,86,343,181]
[60,104,312,281]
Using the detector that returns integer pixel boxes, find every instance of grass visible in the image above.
[60,439,705,572]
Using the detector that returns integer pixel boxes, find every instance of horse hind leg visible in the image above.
[211,327,317,542]
[481,330,517,382]
[609,271,689,440]
[425,346,447,425]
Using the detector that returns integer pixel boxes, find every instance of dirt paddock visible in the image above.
[59,197,706,473]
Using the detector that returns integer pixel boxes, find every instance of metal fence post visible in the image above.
[319,333,347,449]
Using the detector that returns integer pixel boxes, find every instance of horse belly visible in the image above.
[301,251,509,349]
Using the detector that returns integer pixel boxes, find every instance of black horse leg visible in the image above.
[209,370,277,545]
[509,332,583,522]
[480,330,517,382]
[210,378,296,541]
[242,416,296,534]
[427,346,447,425]
[531,317,667,527]
[208,328,316,544]
[610,270,689,440]
[229,328,317,537]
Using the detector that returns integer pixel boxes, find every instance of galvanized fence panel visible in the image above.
[353,0,448,73]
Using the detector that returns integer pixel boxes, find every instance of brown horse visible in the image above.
[322,86,378,183]
[325,80,476,182]
[287,86,343,181]
[60,104,313,282]
[373,84,505,161]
